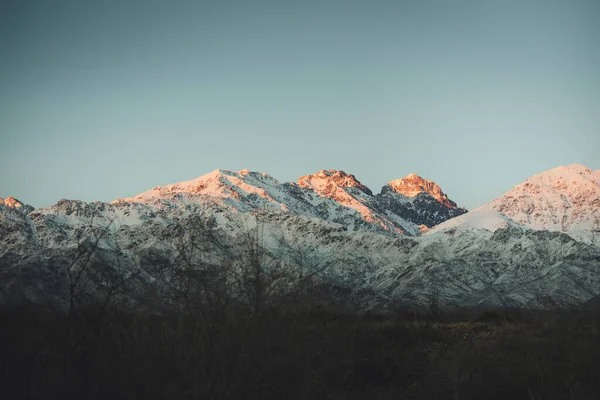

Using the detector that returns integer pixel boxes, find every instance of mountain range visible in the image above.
[1,164,599,310]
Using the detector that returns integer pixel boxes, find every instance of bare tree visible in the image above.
[61,217,142,372]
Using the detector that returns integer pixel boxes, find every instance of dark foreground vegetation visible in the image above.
[2,303,600,400]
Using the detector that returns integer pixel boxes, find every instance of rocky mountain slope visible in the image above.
[431,164,600,245]
[484,164,600,243]
[1,202,598,311]
[378,173,467,230]
[0,197,34,214]
[120,168,466,236]
[1,165,599,311]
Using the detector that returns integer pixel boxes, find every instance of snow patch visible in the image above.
[427,208,517,234]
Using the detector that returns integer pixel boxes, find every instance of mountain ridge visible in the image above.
[115,168,467,235]
[1,163,599,311]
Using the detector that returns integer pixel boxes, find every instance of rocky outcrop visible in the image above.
[0,197,34,214]
[298,170,373,196]
[383,174,459,208]
[378,174,467,228]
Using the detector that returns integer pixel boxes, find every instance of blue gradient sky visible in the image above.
[1,0,598,209]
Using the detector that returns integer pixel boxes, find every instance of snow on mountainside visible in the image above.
[118,168,466,236]
[1,165,599,311]
[128,169,286,207]
[427,208,520,235]
[297,169,373,196]
[378,174,467,229]
[428,164,600,245]
[383,173,459,209]
[296,169,416,235]
[0,197,34,214]
[119,168,408,235]
[593,170,600,186]
[2,200,599,311]
[479,164,600,244]
[31,199,158,229]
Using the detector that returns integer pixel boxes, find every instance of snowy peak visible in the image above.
[477,164,600,244]
[297,169,373,196]
[123,169,282,203]
[1,196,26,209]
[296,169,416,234]
[382,173,458,209]
[377,174,467,228]
[422,164,600,245]
[112,168,469,237]
[4,164,600,312]
[522,164,597,189]
[0,197,34,214]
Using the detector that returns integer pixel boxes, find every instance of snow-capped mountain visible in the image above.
[1,199,599,311]
[118,168,466,235]
[484,164,600,242]
[382,173,457,209]
[1,165,599,311]
[427,208,520,234]
[431,164,600,245]
[378,173,467,230]
[0,197,34,214]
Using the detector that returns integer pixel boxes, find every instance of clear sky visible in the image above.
[1,0,598,210]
